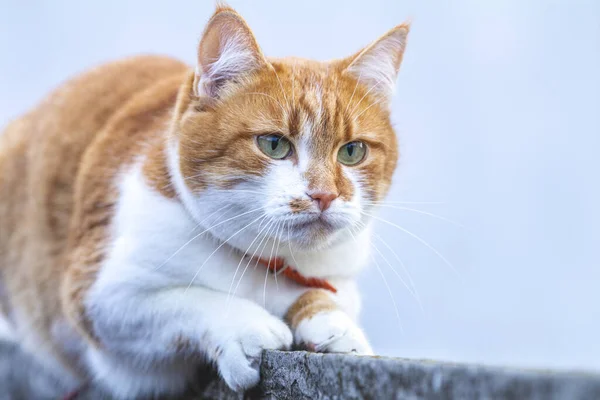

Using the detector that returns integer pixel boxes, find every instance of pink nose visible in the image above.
[307,191,338,212]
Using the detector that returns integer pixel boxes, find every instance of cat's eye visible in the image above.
[337,141,367,166]
[256,134,292,160]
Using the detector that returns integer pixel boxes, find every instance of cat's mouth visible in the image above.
[294,217,333,230]
[273,211,355,250]
[289,213,343,236]
[284,216,347,250]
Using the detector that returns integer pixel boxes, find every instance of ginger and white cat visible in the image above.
[0,5,408,398]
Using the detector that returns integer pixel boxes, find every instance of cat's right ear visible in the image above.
[194,6,267,99]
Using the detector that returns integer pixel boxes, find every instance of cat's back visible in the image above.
[0,54,188,283]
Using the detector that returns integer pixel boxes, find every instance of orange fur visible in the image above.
[285,290,338,329]
[0,56,188,364]
[176,57,399,199]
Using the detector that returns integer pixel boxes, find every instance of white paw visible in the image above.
[213,307,293,392]
[294,310,373,355]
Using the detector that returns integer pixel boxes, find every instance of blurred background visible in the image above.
[1,0,598,372]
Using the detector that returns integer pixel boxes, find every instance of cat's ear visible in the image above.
[194,5,267,98]
[341,23,410,103]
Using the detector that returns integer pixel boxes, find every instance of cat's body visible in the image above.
[0,6,408,398]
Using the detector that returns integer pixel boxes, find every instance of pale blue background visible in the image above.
[1,0,599,371]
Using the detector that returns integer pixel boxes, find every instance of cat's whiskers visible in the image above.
[345,71,362,115]
[347,226,403,332]
[360,222,424,311]
[184,212,267,292]
[154,206,264,271]
[220,189,265,195]
[366,200,445,205]
[253,217,283,280]
[361,211,460,277]
[158,180,176,194]
[182,172,204,182]
[352,97,385,123]
[242,92,288,120]
[271,67,290,111]
[226,214,273,306]
[365,203,467,230]
[262,219,280,305]
[291,61,296,105]
[287,222,302,271]
[263,220,283,307]
[272,220,287,291]
[187,203,233,234]
[355,220,414,295]
[254,218,280,272]
[230,215,279,301]
[371,231,422,311]
[349,77,385,116]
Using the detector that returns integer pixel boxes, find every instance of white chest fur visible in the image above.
[90,162,370,322]
[82,162,372,397]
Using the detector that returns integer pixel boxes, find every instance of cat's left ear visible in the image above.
[194,5,268,99]
[341,23,410,103]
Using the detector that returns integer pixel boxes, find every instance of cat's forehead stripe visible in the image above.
[286,80,351,151]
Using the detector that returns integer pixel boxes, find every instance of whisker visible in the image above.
[352,97,384,123]
[231,216,278,300]
[182,172,204,181]
[362,211,460,277]
[287,222,301,270]
[226,214,271,302]
[272,66,290,110]
[223,189,265,194]
[291,61,296,105]
[368,204,467,230]
[227,216,275,308]
[263,220,281,305]
[355,220,415,295]
[347,227,403,332]
[256,218,279,272]
[345,70,362,115]
[154,206,264,271]
[370,250,404,333]
[264,220,283,307]
[349,77,384,116]
[365,201,445,205]
[273,220,287,291]
[243,92,288,120]
[187,203,233,235]
[368,229,424,312]
[185,213,266,291]
[355,220,420,304]
[371,231,422,311]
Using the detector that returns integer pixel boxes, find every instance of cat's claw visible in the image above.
[215,311,293,392]
[294,310,373,355]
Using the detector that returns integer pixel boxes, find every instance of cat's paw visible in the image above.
[294,310,373,355]
[214,307,293,392]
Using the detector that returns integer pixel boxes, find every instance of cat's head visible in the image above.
[169,5,408,252]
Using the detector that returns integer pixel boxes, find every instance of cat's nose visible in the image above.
[307,191,338,212]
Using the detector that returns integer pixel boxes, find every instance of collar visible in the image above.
[255,257,337,293]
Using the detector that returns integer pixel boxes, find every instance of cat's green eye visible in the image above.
[256,134,292,160]
[337,141,367,166]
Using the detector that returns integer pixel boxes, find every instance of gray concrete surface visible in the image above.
[258,351,600,400]
[2,340,600,399]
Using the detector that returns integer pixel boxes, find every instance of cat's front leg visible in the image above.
[285,289,373,355]
[86,285,292,394]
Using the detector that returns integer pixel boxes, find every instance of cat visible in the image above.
[0,4,408,398]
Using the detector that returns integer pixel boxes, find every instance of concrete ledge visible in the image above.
[2,340,599,399]
[258,351,600,400]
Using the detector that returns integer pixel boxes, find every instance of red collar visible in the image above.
[255,257,337,293]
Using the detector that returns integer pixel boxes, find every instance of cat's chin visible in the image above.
[287,219,352,251]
